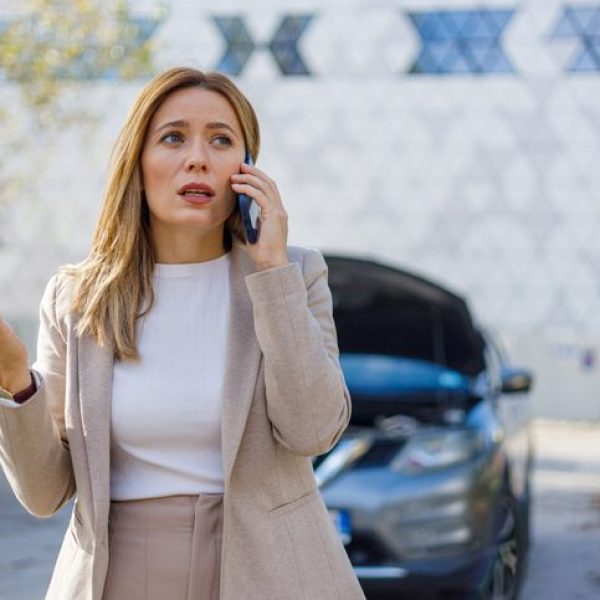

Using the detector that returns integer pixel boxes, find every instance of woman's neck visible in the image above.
[151,224,228,264]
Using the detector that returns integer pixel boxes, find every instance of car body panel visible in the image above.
[318,254,534,598]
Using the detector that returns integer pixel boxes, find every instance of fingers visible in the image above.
[231,183,289,229]
[232,163,289,261]
[232,164,283,209]
[239,161,273,184]
[0,316,21,350]
[0,316,29,391]
[0,316,16,340]
[230,182,269,210]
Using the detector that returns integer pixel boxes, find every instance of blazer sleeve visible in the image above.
[0,273,76,517]
[245,248,351,456]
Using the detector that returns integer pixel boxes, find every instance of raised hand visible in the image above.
[0,312,31,394]
[231,161,289,271]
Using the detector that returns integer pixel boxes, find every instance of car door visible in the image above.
[484,330,532,500]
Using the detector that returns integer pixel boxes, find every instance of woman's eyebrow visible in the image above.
[154,119,188,134]
[153,120,237,136]
[206,121,237,135]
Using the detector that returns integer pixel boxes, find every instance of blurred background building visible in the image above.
[1,0,599,419]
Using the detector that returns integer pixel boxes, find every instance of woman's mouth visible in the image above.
[177,182,215,205]
[180,191,213,205]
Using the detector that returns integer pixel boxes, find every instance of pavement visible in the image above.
[520,420,600,600]
[0,419,599,599]
[0,479,70,600]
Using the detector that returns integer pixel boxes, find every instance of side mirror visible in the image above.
[501,367,533,394]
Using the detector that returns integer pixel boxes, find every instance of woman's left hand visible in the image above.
[231,162,289,271]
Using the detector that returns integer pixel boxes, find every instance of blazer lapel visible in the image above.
[77,238,260,522]
[78,328,114,532]
[221,238,262,482]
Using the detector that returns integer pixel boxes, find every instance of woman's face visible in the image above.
[140,86,245,239]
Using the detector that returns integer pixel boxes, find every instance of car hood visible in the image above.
[340,354,470,395]
[339,353,473,425]
[324,255,485,424]
[324,254,485,377]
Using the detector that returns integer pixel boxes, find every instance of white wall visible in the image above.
[1,0,599,419]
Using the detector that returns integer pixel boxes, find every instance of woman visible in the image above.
[0,67,365,600]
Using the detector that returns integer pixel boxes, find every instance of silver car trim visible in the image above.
[314,435,373,487]
[354,566,409,579]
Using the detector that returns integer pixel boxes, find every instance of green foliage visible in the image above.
[0,0,160,109]
[0,0,163,217]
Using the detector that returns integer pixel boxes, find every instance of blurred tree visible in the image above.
[0,0,161,109]
[0,0,163,214]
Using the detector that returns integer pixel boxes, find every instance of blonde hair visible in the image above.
[64,67,261,360]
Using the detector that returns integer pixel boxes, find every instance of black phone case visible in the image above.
[237,151,260,244]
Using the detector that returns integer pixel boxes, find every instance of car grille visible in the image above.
[344,531,395,566]
[352,439,405,468]
[313,438,405,471]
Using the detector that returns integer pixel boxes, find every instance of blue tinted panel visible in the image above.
[593,8,600,34]
[446,51,472,73]
[480,45,514,73]
[269,42,310,75]
[437,42,472,73]
[217,50,247,76]
[465,39,495,72]
[269,15,312,76]
[485,10,514,36]
[409,13,429,37]
[436,12,458,40]
[271,44,310,75]
[551,12,579,37]
[213,16,255,76]
[570,7,599,34]
[570,46,600,71]
[446,10,472,36]
[410,12,448,41]
[428,40,455,66]
[409,9,514,75]
[411,47,442,74]
[489,50,514,73]
[214,16,235,36]
[461,11,494,40]
[276,15,312,42]
[549,7,600,72]
[214,16,252,45]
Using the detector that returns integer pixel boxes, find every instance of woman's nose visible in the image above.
[184,142,209,172]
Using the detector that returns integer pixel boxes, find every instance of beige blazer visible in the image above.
[0,238,365,600]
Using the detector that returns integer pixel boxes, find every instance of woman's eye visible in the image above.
[213,135,233,146]
[160,132,183,144]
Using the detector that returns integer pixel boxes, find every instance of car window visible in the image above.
[481,330,504,392]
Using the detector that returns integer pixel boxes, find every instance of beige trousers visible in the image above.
[102,493,224,600]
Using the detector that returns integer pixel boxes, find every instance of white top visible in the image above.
[110,252,231,500]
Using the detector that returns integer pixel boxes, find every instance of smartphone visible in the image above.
[237,151,261,244]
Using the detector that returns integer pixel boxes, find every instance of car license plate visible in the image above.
[329,509,352,546]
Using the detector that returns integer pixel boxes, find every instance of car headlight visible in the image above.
[390,428,486,473]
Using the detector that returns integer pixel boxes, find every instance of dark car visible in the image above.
[316,255,534,600]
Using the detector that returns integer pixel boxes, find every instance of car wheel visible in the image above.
[482,492,522,600]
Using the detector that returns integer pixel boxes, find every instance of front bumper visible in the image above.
[320,453,503,596]
[354,550,494,597]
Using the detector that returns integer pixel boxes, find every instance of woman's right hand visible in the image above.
[0,313,31,394]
